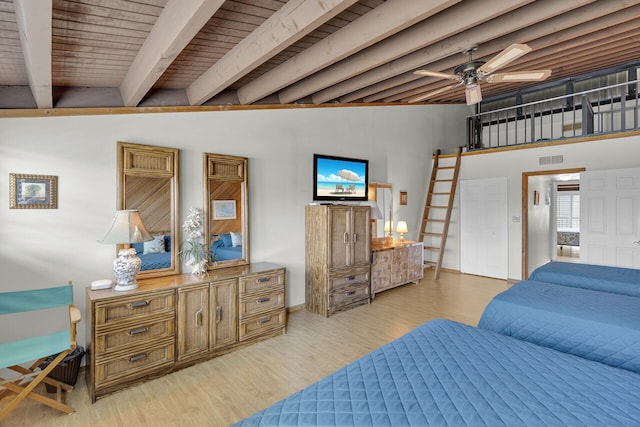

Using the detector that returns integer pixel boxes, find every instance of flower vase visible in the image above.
[187,258,207,276]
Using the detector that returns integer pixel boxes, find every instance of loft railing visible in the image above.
[467,80,640,151]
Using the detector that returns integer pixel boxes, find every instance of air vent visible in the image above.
[539,155,565,165]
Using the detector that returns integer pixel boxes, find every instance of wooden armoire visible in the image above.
[305,205,371,317]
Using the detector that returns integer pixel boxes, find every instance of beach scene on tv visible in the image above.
[316,156,367,198]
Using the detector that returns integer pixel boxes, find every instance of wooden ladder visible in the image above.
[419,147,462,279]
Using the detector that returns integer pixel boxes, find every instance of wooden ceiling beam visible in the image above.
[347,0,638,104]
[291,0,533,105]
[13,0,52,109]
[236,0,461,105]
[119,0,224,107]
[311,0,597,104]
[187,0,359,106]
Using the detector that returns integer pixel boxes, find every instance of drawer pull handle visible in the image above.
[346,275,355,281]
[345,291,356,297]
[129,353,148,363]
[258,316,271,324]
[257,297,270,303]
[129,327,148,336]
[256,277,271,283]
[216,306,222,323]
[196,310,203,327]
[129,300,150,309]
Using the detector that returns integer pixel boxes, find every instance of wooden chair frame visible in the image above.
[0,284,81,421]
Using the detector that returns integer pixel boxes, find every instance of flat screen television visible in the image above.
[313,154,369,202]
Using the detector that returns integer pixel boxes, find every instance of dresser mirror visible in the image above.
[117,142,180,278]
[204,153,249,269]
[369,182,393,246]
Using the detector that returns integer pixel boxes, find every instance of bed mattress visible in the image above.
[528,261,640,296]
[478,280,640,373]
[234,319,640,426]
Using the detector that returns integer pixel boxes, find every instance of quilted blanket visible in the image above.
[479,280,640,373]
[528,261,640,296]
[234,319,640,426]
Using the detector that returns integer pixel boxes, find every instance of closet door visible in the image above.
[460,177,508,279]
[350,207,371,266]
[580,168,640,268]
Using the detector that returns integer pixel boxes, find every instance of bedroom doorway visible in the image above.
[522,168,585,279]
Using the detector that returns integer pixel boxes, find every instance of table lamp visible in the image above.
[98,210,152,291]
[396,220,408,242]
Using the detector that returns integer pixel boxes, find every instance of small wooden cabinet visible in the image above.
[371,241,424,298]
[86,262,285,402]
[305,205,371,317]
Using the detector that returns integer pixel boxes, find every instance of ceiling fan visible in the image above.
[412,43,552,105]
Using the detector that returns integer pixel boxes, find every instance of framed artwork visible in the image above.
[213,200,236,220]
[400,191,408,205]
[9,174,58,209]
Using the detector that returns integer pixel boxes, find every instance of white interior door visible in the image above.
[460,177,508,279]
[580,168,640,268]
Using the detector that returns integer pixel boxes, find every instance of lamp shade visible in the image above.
[98,210,153,244]
[384,220,392,233]
[396,220,408,233]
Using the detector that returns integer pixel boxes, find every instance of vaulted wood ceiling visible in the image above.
[1,0,639,110]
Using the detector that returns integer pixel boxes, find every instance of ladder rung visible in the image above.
[423,246,441,251]
[432,179,453,182]
[423,232,443,237]
[425,205,447,209]
[424,218,446,223]
[432,192,451,195]
[438,166,455,169]
[424,261,438,266]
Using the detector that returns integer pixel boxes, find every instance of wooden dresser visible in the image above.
[85,262,285,402]
[305,205,371,317]
[371,241,424,298]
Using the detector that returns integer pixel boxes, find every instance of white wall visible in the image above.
[448,134,640,280]
[0,104,468,349]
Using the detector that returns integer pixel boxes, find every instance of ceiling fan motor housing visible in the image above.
[454,60,486,86]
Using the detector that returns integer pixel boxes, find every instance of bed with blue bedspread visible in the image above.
[234,319,640,426]
[529,261,640,296]
[478,280,640,373]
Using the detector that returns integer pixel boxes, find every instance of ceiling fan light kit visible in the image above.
[413,43,551,105]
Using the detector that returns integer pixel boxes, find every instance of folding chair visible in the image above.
[0,284,81,421]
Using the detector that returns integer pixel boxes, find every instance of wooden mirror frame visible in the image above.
[369,182,393,248]
[203,153,249,270]
[117,142,180,278]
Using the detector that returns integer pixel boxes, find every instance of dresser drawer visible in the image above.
[94,339,174,388]
[239,291,285,318]
[330,271,369,290]
[372,250,392,264]
[94,316,175,355]
[239,310,286,342]
[239,270,284,295]
[94,290,175,326]
[329,282,369,308]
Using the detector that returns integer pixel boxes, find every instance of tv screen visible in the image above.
[313,154,369,202]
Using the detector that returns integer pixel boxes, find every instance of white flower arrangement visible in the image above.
[179,207,208,275]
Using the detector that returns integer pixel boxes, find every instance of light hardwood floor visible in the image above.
[1,270,509,427]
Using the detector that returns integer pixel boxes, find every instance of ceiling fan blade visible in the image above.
[413,69,461,80]
[406,83,462,103]
[478,43,532,75]
[486,70,552,83]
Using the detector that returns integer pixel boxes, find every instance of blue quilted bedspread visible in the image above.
[479,280,640,373]
[529,261,640,296]
[234,319,640,426]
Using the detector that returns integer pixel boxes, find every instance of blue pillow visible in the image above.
[212,240,224,249]
[164,235,171,252]
[131,242,144,254]
[219,233,232,247]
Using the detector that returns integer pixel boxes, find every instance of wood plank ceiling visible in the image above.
[1,0,639,110]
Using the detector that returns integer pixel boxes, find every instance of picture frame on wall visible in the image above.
[9,173,58,209]
[400,191,408,205]
[213,200,236,220]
